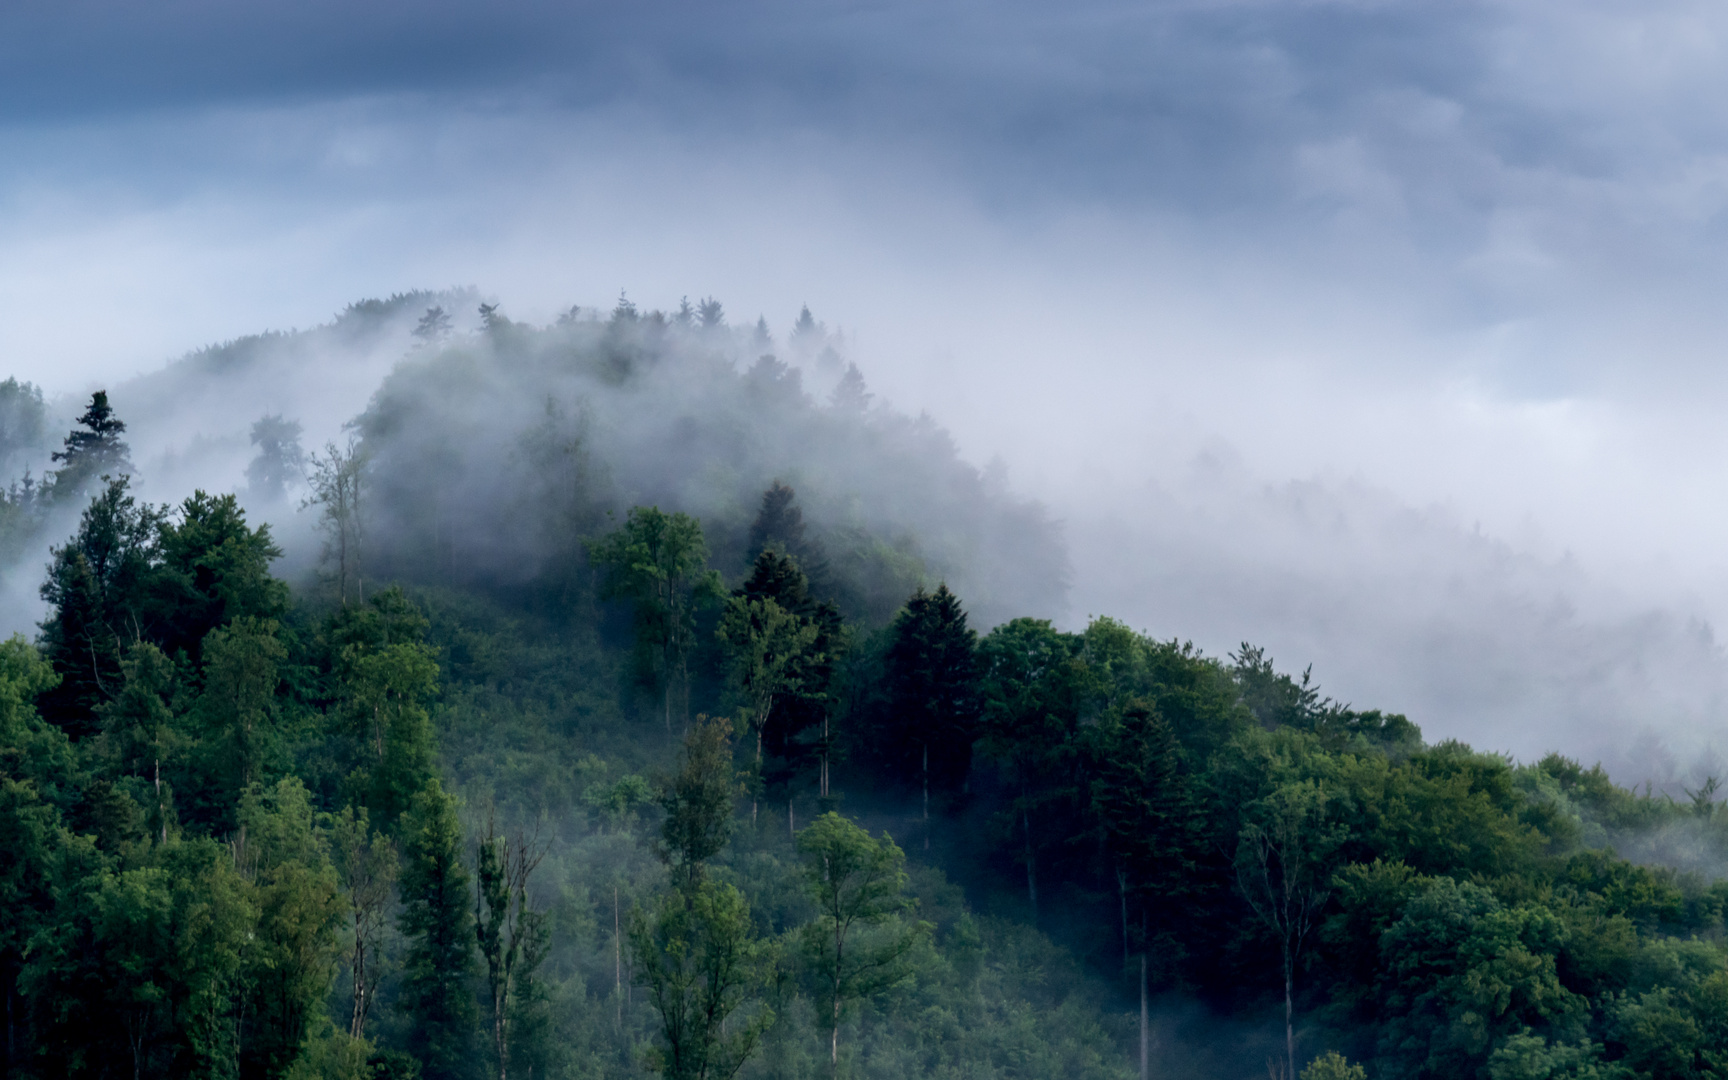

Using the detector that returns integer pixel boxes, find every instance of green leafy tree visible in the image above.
[246,415,306,504]
[629,878,774,1080]
[1091,701,1203,1080]
[588,507,722,735]
[197,617,287,813]
[655,716,743,891]
[330,805,398,1040]
[398,780,477,1080]
[716,594,819,823]
[304,438,368,605]
[795,812,928,1078]
[977,617,1091,920]
[235,778,344,1080]
[1237,780,1342,1080]
[474,813,547,1080]
[96,642,180,843]
[341,639,440,825]
[1301,1051,1367,1080]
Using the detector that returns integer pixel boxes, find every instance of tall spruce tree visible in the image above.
[398,781,477,1080]
[48,391,131,504]
[879,585,979,845]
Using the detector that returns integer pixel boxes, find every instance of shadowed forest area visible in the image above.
[8,299,1728,1080]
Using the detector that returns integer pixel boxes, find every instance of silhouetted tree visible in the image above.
[48,391,131,503]
[245,415,305,503]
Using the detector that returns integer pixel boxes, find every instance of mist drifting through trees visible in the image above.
[8,296,1728,1080]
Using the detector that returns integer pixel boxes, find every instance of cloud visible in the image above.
[9,0,1728,776]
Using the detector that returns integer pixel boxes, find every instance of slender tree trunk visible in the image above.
[1023,807,1038,920]
[154,756,166,844]
[1140,952,1149,1080]
[789,799,796,841]
[1118,868,1131,969]
[1284,948,1295,1080]
[820,714,830,797]
[350,912,367,1038]
[753,725,764,825]
[922,744,930,851]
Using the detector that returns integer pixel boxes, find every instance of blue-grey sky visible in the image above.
[9,0,1728,770]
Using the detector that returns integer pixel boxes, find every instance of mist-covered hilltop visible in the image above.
[13,298,1728,1080]
[0,292,1065,633]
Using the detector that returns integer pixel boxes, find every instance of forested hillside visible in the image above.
[7,301,1728,1080]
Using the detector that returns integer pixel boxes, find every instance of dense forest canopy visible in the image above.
[5,298,1728,1080]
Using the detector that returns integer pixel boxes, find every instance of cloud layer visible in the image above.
[9,0,1728,777]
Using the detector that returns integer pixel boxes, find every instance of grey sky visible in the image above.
[8,0,1728,774]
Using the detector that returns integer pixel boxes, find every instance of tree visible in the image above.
[48,391,131,503]
[38,477,164,740]
[196,617,287,811]
[154,491,288,664]
[474,813,547,1080]
[629,879,774,1080]
[234,778,344,1080]
[414,306,453,345]
[880,585,979,845]
[0,376,46,480]
[795,812,927,1078]
[730,546,844,807]
[304,438,368,605]
[829,365,872,413]
[588,507,722,735]
[246,416,305,504]
[655,717,743,892]
[338,637,439,826]
[96,643,179,843]
[398,780,477,1080]
[716,595,819,823]
[1236,781,1340,1080]
[977,617,1091,920]
[330,805,397,1041]
[1091,701,1202,1080]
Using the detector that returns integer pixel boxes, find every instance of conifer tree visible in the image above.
[879,585,980,844]
[48,391,131,503]
[398,781,477,1080]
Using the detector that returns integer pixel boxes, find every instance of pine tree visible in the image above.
[48,391,131,503]
[398,781,477,1080]
[880,585,980,845]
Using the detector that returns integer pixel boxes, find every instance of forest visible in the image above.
[6,297,1728,1080]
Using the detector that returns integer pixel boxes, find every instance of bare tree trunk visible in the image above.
[1119,868,1131,969]
[1023,808,1038,920]
[820,714,830,797]
[1139,952,1149,1080]
[922,744,930,851]
[349,913,366,1038]
[789,799,796,841]
[1284,948,1295,1080]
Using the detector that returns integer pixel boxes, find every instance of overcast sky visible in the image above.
[8,0,1728,771]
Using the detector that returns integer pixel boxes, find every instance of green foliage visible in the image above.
[589,507,723,732]
[1302,1051,1368,1080]
[398,780,477,1080]
[796,813,928,1074]
[631,878,775,1080]
[657,717,744,890]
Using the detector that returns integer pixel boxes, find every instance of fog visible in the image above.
[8,0,1728,782]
